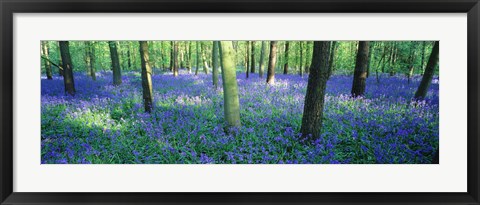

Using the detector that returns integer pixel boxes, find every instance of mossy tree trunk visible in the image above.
[220,41,241,129]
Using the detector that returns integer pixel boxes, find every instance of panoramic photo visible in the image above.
[41,40,439,164]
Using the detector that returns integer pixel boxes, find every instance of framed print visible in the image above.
[1,0,479,204]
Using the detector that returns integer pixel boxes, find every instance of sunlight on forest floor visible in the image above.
[41,69,439,164]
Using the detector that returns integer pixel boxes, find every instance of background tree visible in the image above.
[220,41,241,129]
[195,41,200,75]
[201,42,209,74]
[42,41,53,80]
[89,42,96,80]
[245,42,250,78]
[139,41,154,113]
[299,42,304,76]
[108,41,122,85]
[212,41,220,88]
[84,41,96,81]
[250,41,256,73]
[259,41,266,78]
[414,41,439,100]
[283,41,290,74]
[59,41,75,96]
[173,41,179,77]
[266,41,278,84]
[300,41,331,141]
[327,41,338,78]
[351,41,370,97]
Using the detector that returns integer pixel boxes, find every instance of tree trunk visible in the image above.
[127,42,132,70]
[108,41,122,85]
[57,44,64,77]
[299,42,304,76]
[170,41,174,72]
[259,41,266,78]
[266,41,278,84]
[139,41,154,113]
[173,41,179,76]
[195,41,200,75]
[283,41,290,74]
[327,41,337,78]
[407,43,417,84]
[420,41,426,73]
[414,41,439,100]
[366,42,374,78]
[220,41,241,129]
[201,42,209,74]
[180,42,186,69]
[42,41,53,80]
[59,41,75,96]
[250,41,256,73]
[300,41,331,141]
[212,41,220,88]
[187,41,192,73]
[245,41,250,78]
[89,42,96,81]
[351,41,370,97]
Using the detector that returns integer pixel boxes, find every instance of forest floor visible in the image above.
[41,69,439,164]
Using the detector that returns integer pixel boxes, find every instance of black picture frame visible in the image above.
[1,0,479,204]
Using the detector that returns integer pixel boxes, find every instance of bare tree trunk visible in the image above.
[259,41,266,78]
[283,41,290,74]
[108,41,122,85]
[414,41,439,100]
[89,42,96,81]
[139,41,154,113]
[212,41,220,88]
[201,42,209,74]
[366,41,374,78]
[84,41,93,80]
[266,41,278,84]
[42,41,53,80]
[245,41,250,78]
[195,41,200,75]
[250,41,256,73]
[327,41,337,78]
[127,42,132,70]
[173,41,179,76]
[420,41,426,74]
[299,42,304,76]
[59,41,75,96]
[300,41,331,141]
[57,44,64,77]
[351,41,370,97]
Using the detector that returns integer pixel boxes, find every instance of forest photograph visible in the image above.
[41,40,439,164]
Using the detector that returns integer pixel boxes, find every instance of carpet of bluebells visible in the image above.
[41,69,439,164]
